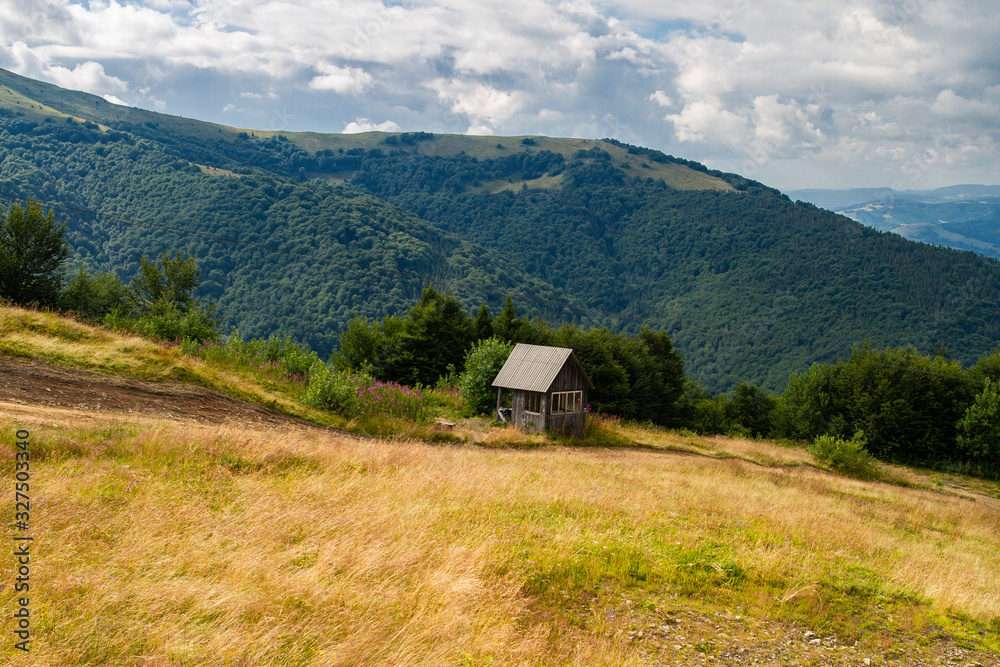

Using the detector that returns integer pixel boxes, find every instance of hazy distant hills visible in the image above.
[790,186,1000,260]
[2,67,1000,392]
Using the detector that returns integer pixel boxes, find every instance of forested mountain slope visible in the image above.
[338,148,1000,390]
[2,67,999,392]
[0,79,587,355]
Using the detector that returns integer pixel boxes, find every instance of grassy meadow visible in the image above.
[1,416,998,665]
[1,304,999,665]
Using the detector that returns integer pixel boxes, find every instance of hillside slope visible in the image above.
[2,68,1000,391]
[1,305,999,665]
[341,149,1000,390]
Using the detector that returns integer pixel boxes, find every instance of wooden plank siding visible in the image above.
[508,362,588,434]
[511,390,547,432]
[545,360,588,435]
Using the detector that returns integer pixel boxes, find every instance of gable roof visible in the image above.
[491,343,594,393]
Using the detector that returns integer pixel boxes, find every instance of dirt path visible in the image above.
[0,355,310,428]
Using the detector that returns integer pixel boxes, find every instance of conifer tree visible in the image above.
[0,201,67,306]
[474,303,493,341]
[493,295,523,342]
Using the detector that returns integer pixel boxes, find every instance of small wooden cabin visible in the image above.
[492,343,594,435]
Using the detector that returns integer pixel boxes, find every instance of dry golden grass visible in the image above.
[616,424,816,468]
[481,426,547,449]
[0,304,223,381]
[0,418,647,665]
[2,305,999,664]
[1,410,998,665]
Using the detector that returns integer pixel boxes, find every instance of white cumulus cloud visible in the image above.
[342,117,400,133]
[308,63,373,94]
[46,60,127,95]
[666,99,749,146]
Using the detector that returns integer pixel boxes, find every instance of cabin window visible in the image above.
[551,391,582,414]
[525,391,542,413]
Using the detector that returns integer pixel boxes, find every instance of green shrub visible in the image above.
[62,267,131,320]
[458,337,513,416]
[304,364,370,415]
[356,379,432,422]
[809,432,876,478]
[579,410,632,447]
[181,331,317,387]
[127,298,220,343]
[305,364,432,422]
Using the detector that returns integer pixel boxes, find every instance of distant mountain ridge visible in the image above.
[790,185,1000,210]
[790,186,1000,259]
[2,67,1000,392]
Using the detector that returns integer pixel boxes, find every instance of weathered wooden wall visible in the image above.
[507,362,588,435]
[512,389,546,432]
[546,361,588,435]
[550,360,589,394]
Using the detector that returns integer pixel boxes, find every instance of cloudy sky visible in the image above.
[1,0,998,191]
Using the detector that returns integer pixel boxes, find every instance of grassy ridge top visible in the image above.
[0,67,731,192]
[0,67,237,140]
[286,131,734,192]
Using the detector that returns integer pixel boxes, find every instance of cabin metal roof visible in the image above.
[491,343,594,392]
